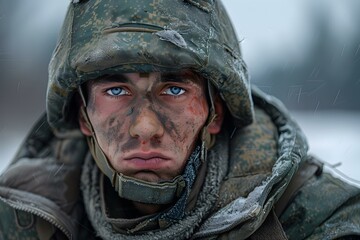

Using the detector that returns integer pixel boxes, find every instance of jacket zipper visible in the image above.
[0,197,72,239]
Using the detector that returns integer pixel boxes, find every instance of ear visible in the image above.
[207,95,224,135]
[78,106,92,136]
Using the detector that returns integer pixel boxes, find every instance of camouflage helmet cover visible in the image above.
[47,0,254,132]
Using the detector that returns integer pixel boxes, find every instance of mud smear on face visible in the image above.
[120,85,185,152]
[107,106,139,155]
[149,74,184,142]
[154,108,183,143]
[126,107,134,116]
[120,105,166,152]
[108,122,125,150]
[120,105,141,152]
[108,116,116,126]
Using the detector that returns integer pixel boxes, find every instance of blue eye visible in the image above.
[164,86,185,96]
[106,87,128,96]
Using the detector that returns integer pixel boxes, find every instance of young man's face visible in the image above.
[79,72,223,183]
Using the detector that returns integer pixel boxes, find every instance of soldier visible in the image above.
[0,0,359,239]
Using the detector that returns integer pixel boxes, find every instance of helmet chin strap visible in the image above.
[80,106,186,205]
[200,83,217,162]
[78,83,216,205]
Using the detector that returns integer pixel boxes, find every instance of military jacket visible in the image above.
[0,89,359,239]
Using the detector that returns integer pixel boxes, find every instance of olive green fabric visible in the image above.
[0,114,91,239]
[0,202,38,240]
[0,90,359,239]
[281,173,360,239]
[47,0,253,133]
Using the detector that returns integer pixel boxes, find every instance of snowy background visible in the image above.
[0,1,359,185]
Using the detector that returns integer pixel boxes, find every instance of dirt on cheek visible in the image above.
[185,120,197,135]
[94,116,126,157]
[155,108,181,140]
[188,96,208,117]
[120,107,142,152]
[121,138,140,152]
[106,118,122,142]
[108,116,116,127]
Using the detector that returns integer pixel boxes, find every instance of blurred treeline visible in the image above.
[243,1,360,111]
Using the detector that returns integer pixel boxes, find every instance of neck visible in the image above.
[132,201,165,215]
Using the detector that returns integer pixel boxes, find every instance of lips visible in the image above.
[124,152,171,160]
[123,152,171,171]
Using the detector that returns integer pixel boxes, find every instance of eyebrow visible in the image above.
[160,73,197,84]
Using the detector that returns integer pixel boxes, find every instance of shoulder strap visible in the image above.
[275,156,323,217]
[249,209,288,240]
[250,157,323,239]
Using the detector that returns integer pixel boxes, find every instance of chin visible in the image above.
[133,172,164,183]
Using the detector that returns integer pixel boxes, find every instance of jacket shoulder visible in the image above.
[216,106,278,208]
[280,167,360,239]
[0,113,89,239]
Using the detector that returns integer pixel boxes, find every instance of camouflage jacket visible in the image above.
[0,88,359,239]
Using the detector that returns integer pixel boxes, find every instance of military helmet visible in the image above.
[47,0,254,132]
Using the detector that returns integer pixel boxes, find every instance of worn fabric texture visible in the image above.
[0,89,359,239]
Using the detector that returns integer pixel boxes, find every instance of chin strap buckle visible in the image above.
[115,173,186,205]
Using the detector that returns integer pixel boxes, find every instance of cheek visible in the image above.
[172,98,208,146]
[184,96,209,134]
[89,108,130,155]
[187,96,209,117]
[104,117,126,146]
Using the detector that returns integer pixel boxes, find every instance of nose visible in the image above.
[129,107,165,142]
